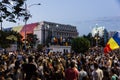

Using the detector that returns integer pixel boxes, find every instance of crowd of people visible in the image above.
[0,48,120,80]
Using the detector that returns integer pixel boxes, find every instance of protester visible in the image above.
[92,62,104,80]
[111,68,118,80]
[0,47,119,80]
[22,56,37,80]
[65,60,79,80]
[79,65,88,80]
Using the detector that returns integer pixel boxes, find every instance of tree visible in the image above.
[0,30,22,49]
[26,33,38,48]
[37,44,44,52]
[8,30,23,50]
[83,33,97,47]
[0,30,10,48]
[71,37,90,54]
[0,0,30,29]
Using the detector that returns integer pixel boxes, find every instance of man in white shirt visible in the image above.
[92,62,104,80]
[79,66,88,80]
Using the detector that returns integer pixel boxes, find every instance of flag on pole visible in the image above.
[104,31,120,54]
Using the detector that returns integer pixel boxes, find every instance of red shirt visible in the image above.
[65,68,79,80]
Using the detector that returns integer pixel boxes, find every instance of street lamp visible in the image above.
[24,2,41,50]
[0,12,2,31]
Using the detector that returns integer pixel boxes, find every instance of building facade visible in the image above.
[5,21,78,45]
[34,21,78,44]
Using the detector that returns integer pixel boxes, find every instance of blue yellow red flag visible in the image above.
[104,31,120,54]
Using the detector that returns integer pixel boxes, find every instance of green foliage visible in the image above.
[71,37,90,53]
[0,0,30,23]
[0,30,22,49]
[83,32,107,47]
[26,33,38,48]
[37,44,44,52]
[0,30,10,48]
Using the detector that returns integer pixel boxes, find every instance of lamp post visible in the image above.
[24,2,41,50]
[0,12,2,31]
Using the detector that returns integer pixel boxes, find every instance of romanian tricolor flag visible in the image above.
[104,31,120,54]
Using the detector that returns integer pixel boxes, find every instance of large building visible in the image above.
[5,21,78,45]
[34,21,78,44]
